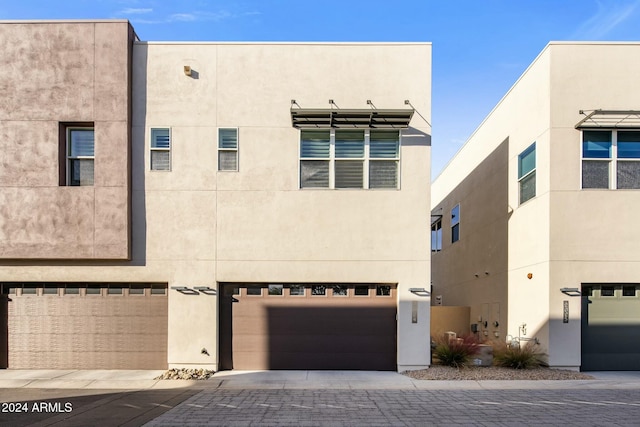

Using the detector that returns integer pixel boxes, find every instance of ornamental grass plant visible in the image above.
[432,334,481,368]
[492,341,548,369]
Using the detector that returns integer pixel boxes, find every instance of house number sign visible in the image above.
[563,300,569,323]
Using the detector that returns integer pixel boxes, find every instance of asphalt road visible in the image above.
[0,388,199,427]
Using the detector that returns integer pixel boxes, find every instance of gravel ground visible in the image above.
[403,365,595,380]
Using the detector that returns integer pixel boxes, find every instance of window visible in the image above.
[431,219,442,252]
[246,285,262,296]
[299,129,400,189]
[129,285,145,295]
[451,204,460,243]
[289,284,305,296]
[354,285,369,296]
[67,127,95,186]
[268,284,283,296]
[218,128,238,171]
[311,285,326,296]
[582,130,640,189]
[332,285,348,296]
[376,285,391,296]
[623,285,637,297]
[108,286,123,295]
[601,285,615,297]
[518,143,536,204]
[150,128,171,171]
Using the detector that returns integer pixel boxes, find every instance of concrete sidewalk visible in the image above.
[2,369,640,390]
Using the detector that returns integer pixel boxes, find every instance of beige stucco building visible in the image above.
[431,42,640,371]
[0,20,431,372]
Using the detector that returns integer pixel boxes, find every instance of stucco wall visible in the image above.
[545,43,640,368]
[0,21,133,259]
[137,42,432,370]
[433,42,640,369]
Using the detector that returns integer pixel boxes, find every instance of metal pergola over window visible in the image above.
[291,108,414,129]
[575,110,640,129]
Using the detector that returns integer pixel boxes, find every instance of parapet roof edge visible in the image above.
[0,19,130,24]
[135,41,431,46]
[433,40,640,186]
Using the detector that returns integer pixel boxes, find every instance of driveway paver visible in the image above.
[144,388,640,426]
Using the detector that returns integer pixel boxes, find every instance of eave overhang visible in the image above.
[291,108,414,129]
[575,110,640,129]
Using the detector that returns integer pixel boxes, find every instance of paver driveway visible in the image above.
[145,388,640,426]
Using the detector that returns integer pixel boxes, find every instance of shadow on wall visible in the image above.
[402,127,431,147]
[431,138,510,339]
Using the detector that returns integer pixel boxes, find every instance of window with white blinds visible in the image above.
[299,129,400,189]
[67,127,95,186]
[150,128,171,171]
[218,128,239,171]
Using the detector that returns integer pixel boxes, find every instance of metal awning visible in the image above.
[291,108,414,129]
[575,110,640,129]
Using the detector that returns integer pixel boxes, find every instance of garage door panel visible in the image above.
[222,283,397,371]
[3,284,168,369]
[582,284,640,371]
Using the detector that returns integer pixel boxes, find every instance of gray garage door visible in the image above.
[581,284,640,371]
[219,283,397,371]
[0,283,168,369]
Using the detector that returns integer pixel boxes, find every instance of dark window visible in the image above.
[451,204,460,243]
[376,285,391,296]
[332,285,348,296]
[247,285,262,296]
[129,285,145,295]
[623,286,636,297]
[431,219,442,252]
[268,284,283,296]
[289,285,305,296]
[601,286,615,297]
[43,285,58,295]
[151,285,167,295]
[311,285,326,296]
[86,285,101,295]
[354,285,369,296]
[108,286,123,295]
[22,284,38,295]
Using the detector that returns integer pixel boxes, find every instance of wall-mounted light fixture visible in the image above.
[527,273,533,279]
[170,286,199,295]
[195,286,217,296]
[184,65,192,76]
[560,287,581,297]
[409,287,431,297]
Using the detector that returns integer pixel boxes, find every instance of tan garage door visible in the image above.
[219,283,397,371]
[0,283,168,369]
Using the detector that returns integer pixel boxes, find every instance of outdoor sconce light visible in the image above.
[195,287,217,296]
[201,348,210,356]
[184,65,192,76]
[560,287,581,297]
[409,288,430,297]
[527,273,533,279]
[170,286,199,295]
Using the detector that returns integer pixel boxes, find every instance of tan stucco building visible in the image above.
[431,42,640,371]
[0,20,431,372]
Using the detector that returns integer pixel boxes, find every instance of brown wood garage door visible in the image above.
[0,283,168,369]
[219,283,397,371]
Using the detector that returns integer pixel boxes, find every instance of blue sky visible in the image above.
[3,0,640,177]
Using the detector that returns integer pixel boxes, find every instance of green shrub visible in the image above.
[433,334,481,368]
[493,342,547,369]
